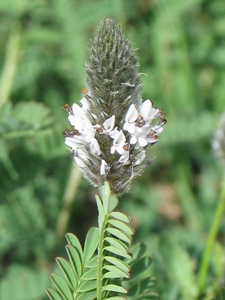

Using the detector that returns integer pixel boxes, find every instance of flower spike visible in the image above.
[63,19,166,194]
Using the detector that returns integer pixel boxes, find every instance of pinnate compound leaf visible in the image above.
[50,273,73,300]
[66,233,83,261]
[66,245,82,277]
[56,257,77,290]
[84,227,98,264]
[103,284,127,293]
[46,288,62,300]
[13,101,53,128]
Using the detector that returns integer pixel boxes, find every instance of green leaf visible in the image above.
[105,237,129,253]
[102,181,111,214]
[66,233,83,262]
[159,235,197,298]
[108,195,118,213]
[110,212,130,223]
[130,243,147,265]
[85,255,98,268]
[79,279,96,292]
[66,245,82,277]
[76,289,97,300]
[50,273,73,300]
[103,265,129,279]
[82,267,97,280]
[104,256,130,274]
[84,227,98,264]
[104,246,132,259]
[46,288,62,300]
[96,194,104,229]
[103,297,126,300]
[108,219,134,236]
[56,257,77,290]
[103,284,127,294]
[13,101,53,128]
[130,257,152,279]
[106,228,132,244]
[128,276,157,297]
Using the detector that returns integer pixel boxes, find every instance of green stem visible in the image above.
[0,24,20,108]
[51,166,81,258]
[197,175,225,294]
[97,219,105,300]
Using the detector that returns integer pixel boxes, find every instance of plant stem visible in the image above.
[97,219,105,300]
[197,175,225,294]
[52,166,81,257]
[0,24,20,108]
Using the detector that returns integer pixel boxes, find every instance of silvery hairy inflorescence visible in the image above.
[63,18,166,194]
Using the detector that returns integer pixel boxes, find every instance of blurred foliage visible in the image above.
[0,0,225,299]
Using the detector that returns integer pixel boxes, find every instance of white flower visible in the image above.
[103,115,115,133]
[100,159,109,175]
[123,104,138,133]
[80,97,89,110]
[123,99,165,149]
[73,148,89,168]
[111,130,130,163]
[111,130,126,154]
[90,138,101,155]
[134,150,146,166]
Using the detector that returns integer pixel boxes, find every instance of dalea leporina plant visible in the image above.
[63,18,166,194]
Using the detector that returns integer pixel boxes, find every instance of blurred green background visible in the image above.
[0,0,225,299]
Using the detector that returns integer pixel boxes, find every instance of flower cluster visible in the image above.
[63,19,166,194]
[63,95,166,194]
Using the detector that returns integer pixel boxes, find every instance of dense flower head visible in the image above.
[63,19,166,194]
